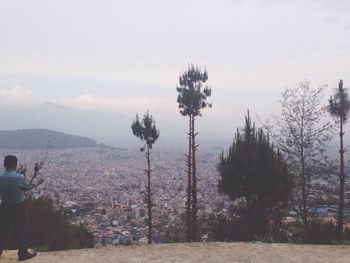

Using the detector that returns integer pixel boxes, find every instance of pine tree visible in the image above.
[131,111,160,244]
[176,64,212,241]
[218,111,293,239]
[328,80,350,239]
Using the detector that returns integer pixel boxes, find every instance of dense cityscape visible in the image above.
[0,145,230,246]
[1,142,349,247]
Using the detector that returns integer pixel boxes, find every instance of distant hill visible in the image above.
[0,103,131,142]
[0,129,97,149]
[0,103,230,148]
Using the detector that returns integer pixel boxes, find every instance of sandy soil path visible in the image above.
[1,242,350,263]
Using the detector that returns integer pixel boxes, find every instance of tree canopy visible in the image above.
[131,111,159,150]
[218,111,294,238]
[176,64,212,117]
[328,80,350,122]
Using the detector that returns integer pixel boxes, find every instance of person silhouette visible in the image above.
[0,155,37,261]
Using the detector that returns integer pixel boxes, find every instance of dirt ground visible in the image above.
[2,242,350,263]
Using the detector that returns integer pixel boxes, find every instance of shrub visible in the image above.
[2,196,94,251]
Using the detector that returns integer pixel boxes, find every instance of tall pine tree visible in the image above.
[131,111,160,244]
[328,80,350,239]
[176,64,212,241]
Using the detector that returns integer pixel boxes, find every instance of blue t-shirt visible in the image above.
[0,170,29,203]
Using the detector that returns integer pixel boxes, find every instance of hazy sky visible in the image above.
[0,0,350,136]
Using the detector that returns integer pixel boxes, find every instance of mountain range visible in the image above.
[0,103,347,150]
[0,103,228,148]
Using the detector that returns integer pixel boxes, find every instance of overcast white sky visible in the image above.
[0,0,350,135]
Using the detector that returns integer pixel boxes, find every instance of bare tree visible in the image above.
[17,161,45,190]
[264,81,333,238]
[17,143,50,190]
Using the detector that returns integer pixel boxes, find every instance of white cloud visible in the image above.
[0,86,35,105]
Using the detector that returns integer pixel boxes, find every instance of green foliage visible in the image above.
[328,80,350,122]
[217,111,294,238]
[176,64,212,117]
[164,223,187,243]
[131,111,159,150]
[3,196,94,251]
[26,196,94,250]
[282,219,350,245]
[208,214,248,242]
[206,213,350,245]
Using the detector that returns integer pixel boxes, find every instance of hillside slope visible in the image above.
[0,103,130,141]
[0,129,97,149]
[2,242,350,263]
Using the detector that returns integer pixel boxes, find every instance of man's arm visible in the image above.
[19,175,30,191]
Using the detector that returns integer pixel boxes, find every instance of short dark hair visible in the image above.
[4,155,18,170]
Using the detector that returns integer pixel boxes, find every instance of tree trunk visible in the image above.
[301,183,309,239]
[246,196,251,241]
[300,120,309,239]
[338,116,345,240]
[186,115,192,242]
[146,148,152,244]
[191,115,197,241]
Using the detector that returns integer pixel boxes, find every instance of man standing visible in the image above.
[0,155,37,261]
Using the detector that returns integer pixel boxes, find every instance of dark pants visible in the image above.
[0,202,27,255]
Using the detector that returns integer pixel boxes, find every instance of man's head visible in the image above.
[4,155,18,171]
